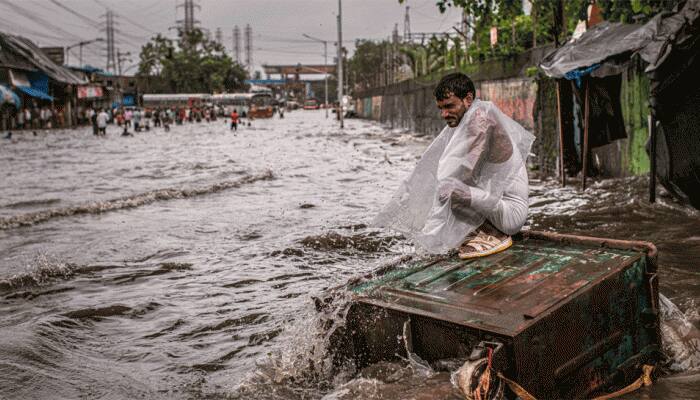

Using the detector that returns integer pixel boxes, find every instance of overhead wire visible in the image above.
[0,0,87,42]
[47,0,101,28]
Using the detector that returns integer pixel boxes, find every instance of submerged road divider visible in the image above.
[0,170,274,230]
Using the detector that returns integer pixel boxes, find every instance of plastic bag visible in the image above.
[374,100,535,253]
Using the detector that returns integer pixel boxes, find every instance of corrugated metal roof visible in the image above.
[0,32,86,85]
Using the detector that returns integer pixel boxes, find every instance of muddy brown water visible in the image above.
[0,111,698,399]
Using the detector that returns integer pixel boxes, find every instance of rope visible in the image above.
[591,365,655,400]
[492,365,654,400]
[473,347,494,400]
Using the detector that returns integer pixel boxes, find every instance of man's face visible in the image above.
[436,92,473,127]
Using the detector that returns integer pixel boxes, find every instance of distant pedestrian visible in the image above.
[153,108,161,127]
[125,109,133,128]
[133,109,142,132]
[16,107,25,129]
[163,109,171,132]
[230,109,239,131]
[96,108,108,135]
[90,108,98,135]
[24,108,31,129]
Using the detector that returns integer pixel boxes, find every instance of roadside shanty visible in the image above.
[539,0,700,208]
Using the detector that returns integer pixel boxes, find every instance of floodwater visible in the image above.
[0,111,698,400]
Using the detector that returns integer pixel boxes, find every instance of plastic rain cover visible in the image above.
[374,100,535,254]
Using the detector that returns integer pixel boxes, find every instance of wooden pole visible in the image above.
[582,78,590,191]
[649,111,657,203]
[555,80,566,187]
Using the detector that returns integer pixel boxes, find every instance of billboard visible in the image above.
[77,85,104,99]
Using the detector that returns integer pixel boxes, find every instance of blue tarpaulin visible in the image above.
[14,71,54,101]
[0,84,21,108]
[16,86,53,101]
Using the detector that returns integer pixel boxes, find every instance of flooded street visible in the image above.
[1,111,698,399]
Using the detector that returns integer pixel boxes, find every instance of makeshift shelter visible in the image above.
[539,0,700,209]
[640,0,700,208]
[539,21,655,189]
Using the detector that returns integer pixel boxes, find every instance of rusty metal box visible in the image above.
[340,231,661,399]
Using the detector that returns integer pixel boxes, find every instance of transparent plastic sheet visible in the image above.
[374,100,535,254]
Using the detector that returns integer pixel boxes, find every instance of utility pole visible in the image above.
[233,25,241,64]
[337,0,344,128]
[67,38,104,68]
[104,10,116,73]
[302,34,329,118]
[117,50,131,76]
[244,24,253,75]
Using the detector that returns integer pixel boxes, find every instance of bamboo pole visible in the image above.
[555,80,566,187]
[582,78,590,191]
[649,111,657,202]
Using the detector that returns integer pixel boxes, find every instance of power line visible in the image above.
[0,0,86,41]
[48,0,100,28]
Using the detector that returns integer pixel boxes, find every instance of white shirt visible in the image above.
[96,112,109,128]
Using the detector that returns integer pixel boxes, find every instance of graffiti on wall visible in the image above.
[371,96,382,120]
[477,78,536,130]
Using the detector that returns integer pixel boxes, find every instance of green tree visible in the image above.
[137,28,248,93]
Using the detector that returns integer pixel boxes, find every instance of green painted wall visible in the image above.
[620,61,651,175]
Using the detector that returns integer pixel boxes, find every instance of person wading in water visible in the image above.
[230,109,239,131]
[375,73,534,258]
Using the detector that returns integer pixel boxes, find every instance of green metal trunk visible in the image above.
[341,231,661,399]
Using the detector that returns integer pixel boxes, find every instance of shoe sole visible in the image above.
[458,237,513,259]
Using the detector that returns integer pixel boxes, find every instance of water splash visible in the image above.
[660,294,700,372]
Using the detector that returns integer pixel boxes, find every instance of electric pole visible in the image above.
[337,0,344,128]
[302,34,329,118]
[244,24,253,75]
[117,50,131,76]
[233,25,241,64]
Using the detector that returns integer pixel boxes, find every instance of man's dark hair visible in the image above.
[434,72,475,101]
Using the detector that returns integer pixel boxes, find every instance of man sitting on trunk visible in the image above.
[375,73,534,258]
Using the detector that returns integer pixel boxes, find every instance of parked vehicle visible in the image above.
[142,93,211,109]
[248,93,274,119]
[211,93,254,116]
[303,99,320,110]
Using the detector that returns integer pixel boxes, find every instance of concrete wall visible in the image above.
[354,50,652,179]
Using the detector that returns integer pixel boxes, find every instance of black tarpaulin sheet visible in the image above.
[642,0,700,209]
[573,75,627,149]
[539,21,654,79]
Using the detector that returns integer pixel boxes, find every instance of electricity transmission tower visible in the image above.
[403,5,411,42]
[176,0,200,34]
[103,10,116,73]
[215,27,222,45]
[233,25,241,64]
[244,24,252,74]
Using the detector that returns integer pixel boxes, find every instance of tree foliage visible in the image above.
[382,0,683,84]
[137,28,248,93]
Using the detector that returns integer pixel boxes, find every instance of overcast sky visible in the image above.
[0,0,462,76]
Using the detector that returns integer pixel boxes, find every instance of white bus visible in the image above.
[142,93,211,109]
[211,93,254,116]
